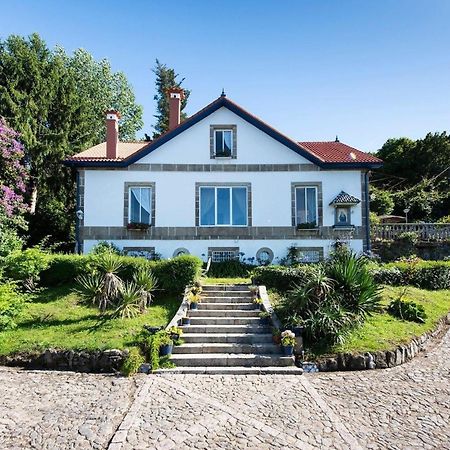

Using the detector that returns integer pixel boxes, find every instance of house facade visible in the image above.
[65,90,382,264]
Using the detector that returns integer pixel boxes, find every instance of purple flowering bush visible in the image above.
[0,117,29,226]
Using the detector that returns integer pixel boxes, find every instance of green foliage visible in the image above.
[40,254,91,286]
[133,269,158,307]
[274,251,381,347]
[3,248,50,289]
[437,215,450,223]
[0,33,143,246]
[0,282,25,330]
[91,241,122,255]
[370,260,450,290]
[152,59,190,137]
[0,225,23,258]
[387,298,427,323]
[75,273,104,307]
[147,330,173,371]
[121,347,145,377]
[113,282,142,319]
[251,265,315,292]
[396,231,419,245]
[369,186,394,215]
[207,260,252,278]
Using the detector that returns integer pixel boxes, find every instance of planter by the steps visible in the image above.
[282,345,294,356]
[189,302,198,310]
[159,344,173,356]
[182,317,191,326]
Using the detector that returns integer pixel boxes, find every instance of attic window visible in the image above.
[210,125,237,159]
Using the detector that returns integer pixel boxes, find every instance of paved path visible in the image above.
[1,328,449,449]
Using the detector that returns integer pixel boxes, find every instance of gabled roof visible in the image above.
[330,191,361,205]
[65,95,383,169]
[69,142,148,162]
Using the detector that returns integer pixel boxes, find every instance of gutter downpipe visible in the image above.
[365,170,371,252]
[75,170,80,254]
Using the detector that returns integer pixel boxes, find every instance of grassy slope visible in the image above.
[329,286,450,354]
[0,285,180,355]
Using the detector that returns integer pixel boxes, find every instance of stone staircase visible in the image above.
[158,284,302,374]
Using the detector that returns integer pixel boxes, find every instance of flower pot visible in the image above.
[260,317,270,325]
[159,344,173,356]
[282,345,294,356]
[272,335,281,345]
[170,333,180,341]
[190,302,198,310]
[182,317,191,326]
[293,326,304,337]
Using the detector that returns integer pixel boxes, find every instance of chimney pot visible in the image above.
[167,87,184,130]
[106,110,120,159]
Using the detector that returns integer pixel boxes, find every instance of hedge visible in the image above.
[5,251,203,295]
[251,265,315,292]
[206,260,252,278]
[370,261,450,290]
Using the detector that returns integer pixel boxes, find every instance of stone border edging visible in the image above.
[314,312,450,372]
[0,348,127,373]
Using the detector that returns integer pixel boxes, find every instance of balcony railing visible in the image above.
[371,223,450,241]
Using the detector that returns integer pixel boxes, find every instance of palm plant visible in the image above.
[75,273,104,308]
[113,282,142,319]
[92,251,123,310]
[133,269,158,310]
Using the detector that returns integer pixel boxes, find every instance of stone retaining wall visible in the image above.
[315,313,450,372]
[0,348,127,373]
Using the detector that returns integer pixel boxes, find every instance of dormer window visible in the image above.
[215,129,232,157]
[210,125,237,159]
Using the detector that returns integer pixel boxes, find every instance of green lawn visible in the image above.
[203,277,251,285]
[0,285,180,355]
[329,286,450,354]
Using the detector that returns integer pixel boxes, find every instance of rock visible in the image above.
[350,354,366,370]
[365,353,376,369]
[374,351,388,369]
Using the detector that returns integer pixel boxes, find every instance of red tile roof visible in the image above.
[67,141,149,162]
[298,141,382,164]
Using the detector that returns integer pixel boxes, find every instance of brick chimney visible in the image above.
[105,110,120,159]
[167,87,184,130]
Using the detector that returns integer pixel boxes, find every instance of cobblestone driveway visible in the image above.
[1,329,449,449]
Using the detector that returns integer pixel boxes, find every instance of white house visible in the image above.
[65,89,382,264]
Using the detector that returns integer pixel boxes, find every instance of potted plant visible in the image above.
[253,297,264,310]
[159,333,174,356]
[296,221,317,230]
[181,315,191,326]
[167,326,183,342]
[249,285,259,298]
[281,330,296,356]
[190,284,203,296]
[259,311,271,325]
[272,328,281,345]
[187,291,201,310]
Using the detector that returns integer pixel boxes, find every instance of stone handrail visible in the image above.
[372,223,450,241]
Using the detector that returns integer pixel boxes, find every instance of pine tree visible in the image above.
[152,59,190,137]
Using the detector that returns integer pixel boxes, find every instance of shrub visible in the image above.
[0,282,25,330]
[0,226,23,258]
[387,299,427,323]
[121,348,145,376]
[206,260,252,278]
[251,265,315,292]
[113,282,143,319]
[396,231,419,246]
[133,269,158,308]
[91,241,122,255]
[3,248,50,290]
[40,254,91,286]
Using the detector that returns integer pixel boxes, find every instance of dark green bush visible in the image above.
[370,261,450,290]
[251,265,315,292]
[0,282,25,330]
[387,299,427,323]
[207,260,252,278]
[40,254,91,286]
[121,347,145,376]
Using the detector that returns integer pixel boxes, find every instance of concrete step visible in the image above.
[202,284,251,290]
[189,317,262,326]
[199,302,256,310]
[202,291,252,298]
[189,309,261,317]
[169,353,294,367]
[181,324,270,334]
[199,297,254,303]
[182,333,273,344]
[172,343,280,354]
[154,366,303,375]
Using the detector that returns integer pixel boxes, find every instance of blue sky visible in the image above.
[1,0,449,151]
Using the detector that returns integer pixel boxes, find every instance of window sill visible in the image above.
[126,223,152,231]
[213,156,233,160]
[332,225,355,231]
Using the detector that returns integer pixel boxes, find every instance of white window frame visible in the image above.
[128,186,152,224]
[295,186,318,226]
[199,186,248,227]
[214,129,233,157]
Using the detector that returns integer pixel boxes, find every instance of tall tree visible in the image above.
[152,59,190,137]
[0,33,143,246]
